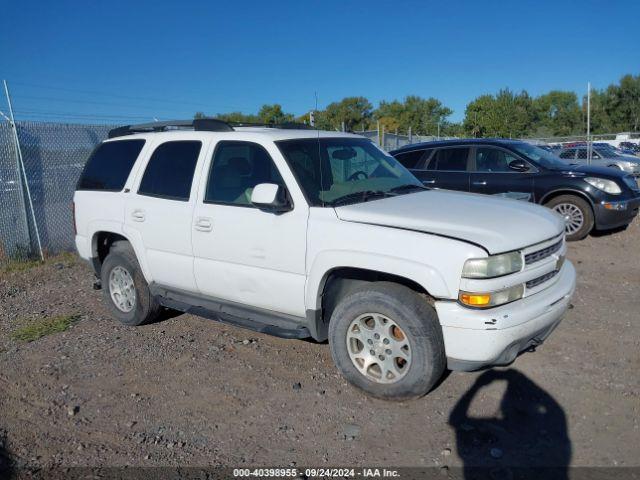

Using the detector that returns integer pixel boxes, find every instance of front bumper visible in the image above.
[594,196,640,230]
[435,260,576,371]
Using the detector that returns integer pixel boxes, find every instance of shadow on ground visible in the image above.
[449,369,571,479]
[0,431,14,479]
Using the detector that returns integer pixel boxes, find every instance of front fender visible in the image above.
[305,250,451,311]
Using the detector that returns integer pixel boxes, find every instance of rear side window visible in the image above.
[559,149,576,159]
[427,148,469,171]
[394,149,425,169]
[138,141,202,201]
[77,140,145,191]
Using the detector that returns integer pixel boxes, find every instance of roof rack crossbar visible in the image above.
[108,118,235,138]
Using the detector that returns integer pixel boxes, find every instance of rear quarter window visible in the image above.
[77,140,145,191]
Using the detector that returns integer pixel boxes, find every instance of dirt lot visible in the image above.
[1,220,639,473]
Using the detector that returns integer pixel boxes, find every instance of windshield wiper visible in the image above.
[388,183,428,194]
[329,190,391,207]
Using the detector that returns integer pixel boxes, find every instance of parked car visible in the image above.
[618,141,640,154]
[391,139,640,241]
[74,120,576,400]
[558,145,640,175]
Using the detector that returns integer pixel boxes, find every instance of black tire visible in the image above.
[100,241,161,326]
[328,282,446,401]
[545,194,594,241]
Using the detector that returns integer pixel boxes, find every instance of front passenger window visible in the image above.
[475,148,518,172]
[205,142,285,206]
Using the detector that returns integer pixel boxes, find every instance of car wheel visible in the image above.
[100,241,161,326]
[328,282,446,400]
[546,195,594,241]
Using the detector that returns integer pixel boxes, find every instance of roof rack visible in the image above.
[108,118,315,138]
[108,118,234,138]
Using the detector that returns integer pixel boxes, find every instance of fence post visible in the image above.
[408,126,412,144]
[3,80,44,261]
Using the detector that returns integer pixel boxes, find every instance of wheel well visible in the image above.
[541,190,594,212]
[318,268,433,335]
[92,232,129,274]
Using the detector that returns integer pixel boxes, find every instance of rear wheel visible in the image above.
[100,241,161,326]
[545,194,594,241]
[328,282,446,400]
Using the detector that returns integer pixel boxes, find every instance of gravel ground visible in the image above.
[0,220,638,472]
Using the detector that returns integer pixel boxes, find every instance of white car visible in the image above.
[73,119,576,400]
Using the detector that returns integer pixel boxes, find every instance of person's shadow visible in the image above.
[449,369,571,480]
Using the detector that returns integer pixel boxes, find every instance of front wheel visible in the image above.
[328,282,446,400]
[545,195,594,241]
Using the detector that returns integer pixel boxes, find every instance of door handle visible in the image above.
[472,181,487,186]
[194,217,213,232]
[422,179,436,185]
[131,209,146,222]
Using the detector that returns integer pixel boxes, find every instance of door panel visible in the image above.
[414,147,471,192]
[123,139,204,291]
[470,147,534,201]
[192,141,308,317]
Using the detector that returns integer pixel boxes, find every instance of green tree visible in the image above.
[316,96,373,131]
[463,89,534,138]
[257,104,294,124]
[532,91,582,136]
[375,95,452,135]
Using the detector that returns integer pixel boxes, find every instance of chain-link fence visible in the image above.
[0,121,115,267]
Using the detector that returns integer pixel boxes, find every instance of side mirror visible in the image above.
[508,159,530,172]
[250,183,291,212]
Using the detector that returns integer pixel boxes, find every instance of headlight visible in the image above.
[584,177,621,194]
[462,252,523,279]
[459,284,524,308]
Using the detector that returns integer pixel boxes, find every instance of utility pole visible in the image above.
[3,79,44,261]
[587,81,591,165]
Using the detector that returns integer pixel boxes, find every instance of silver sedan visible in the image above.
[559,146,640,176]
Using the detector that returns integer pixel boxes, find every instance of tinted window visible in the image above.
[77,140,145,191]
[206,142,284,206]
[475,148,519,172]
[427,148,469,171]
[394,150,425,169]
[577,149,601,159]
[138,141,201,201]
[559,149,576,159]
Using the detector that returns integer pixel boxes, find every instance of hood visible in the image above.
[554,164,628,178]
[335,190,564,254]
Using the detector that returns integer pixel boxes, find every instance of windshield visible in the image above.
[511,142,570,169]
[276,138,423,206]
[594,145,620,157]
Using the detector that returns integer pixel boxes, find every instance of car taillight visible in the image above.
[72,201,77,235]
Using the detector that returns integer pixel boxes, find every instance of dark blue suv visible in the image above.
[391,139,640,241]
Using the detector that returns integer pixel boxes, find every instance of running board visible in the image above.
[151,285,311,340]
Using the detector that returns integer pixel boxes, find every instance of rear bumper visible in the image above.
[594,197,640,230]
[435,261,576,371]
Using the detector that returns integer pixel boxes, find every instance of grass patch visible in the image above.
[1,251,78,274]
[10,314,80,343]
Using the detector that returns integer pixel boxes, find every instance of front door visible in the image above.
[191,140,308,318]
[469,147,535,202]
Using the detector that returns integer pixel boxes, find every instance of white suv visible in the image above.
[74,119,576,400]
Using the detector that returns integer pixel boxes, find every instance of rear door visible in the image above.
[124,138,205,292]
[416,147,471,191]
[469,146,535,201]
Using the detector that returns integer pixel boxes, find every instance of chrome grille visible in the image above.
[525,239,563,265]
[526,270,559,289]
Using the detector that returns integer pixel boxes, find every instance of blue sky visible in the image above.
[1,0,638,124]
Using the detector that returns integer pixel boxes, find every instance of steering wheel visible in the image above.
[348,170,368,181]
